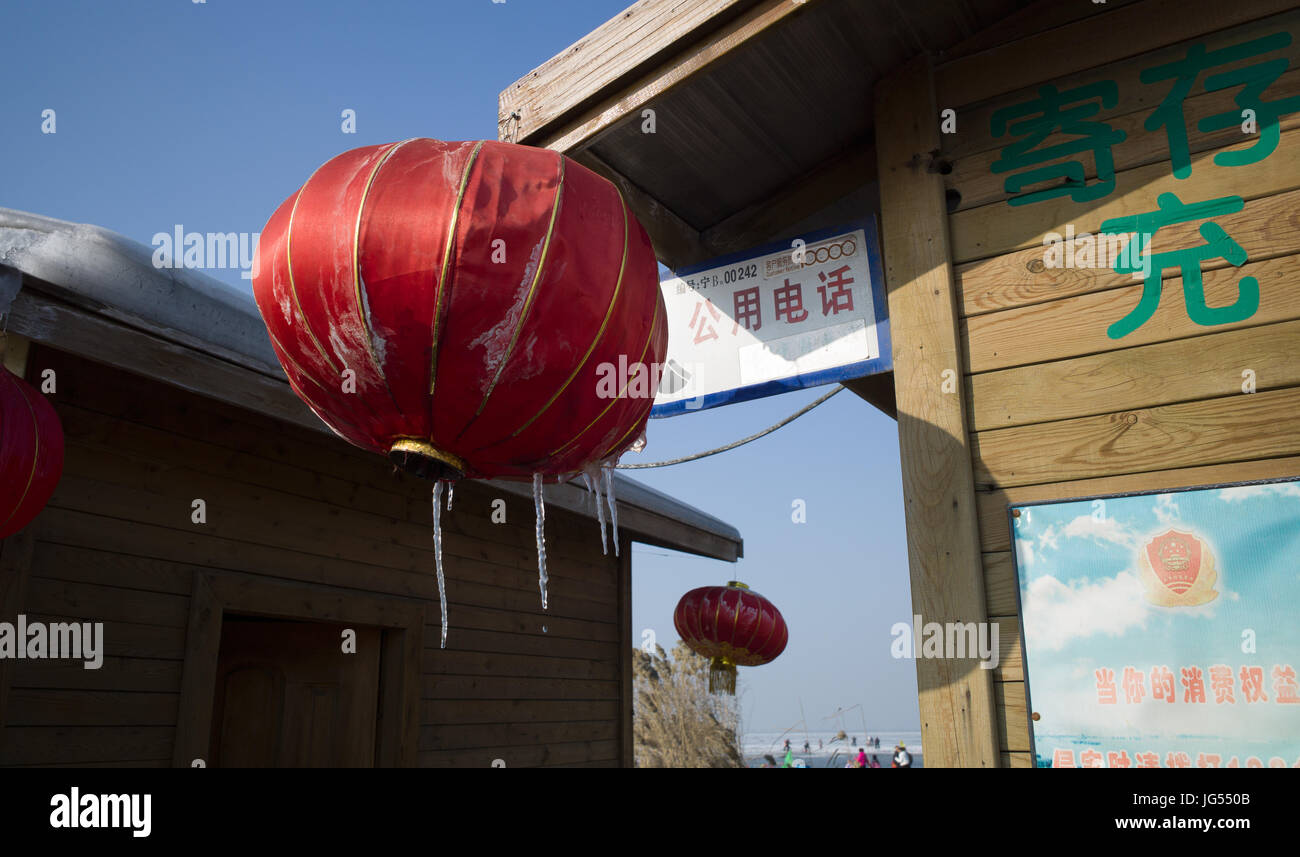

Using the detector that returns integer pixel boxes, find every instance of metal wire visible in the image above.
[615,385,845,469]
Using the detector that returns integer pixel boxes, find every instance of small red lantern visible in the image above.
[674,581,788,694]
[251,138,665,483]
[0,366,64,539]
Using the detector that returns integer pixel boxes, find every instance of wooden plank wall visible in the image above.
[0,348,626,768]
[935,0,1300,767]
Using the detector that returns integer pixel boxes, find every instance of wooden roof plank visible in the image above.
[499,0,758,143]
[523,0,817,153]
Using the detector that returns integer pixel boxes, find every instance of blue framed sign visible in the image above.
[1010,476,1300,768]
[650,217,891,418]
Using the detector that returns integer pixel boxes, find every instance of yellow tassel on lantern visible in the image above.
[709,656,737,695]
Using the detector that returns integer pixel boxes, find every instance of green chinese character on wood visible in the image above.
[1142,31,1300,179]
[990,81,1127,206]
[1102,192,1259,340]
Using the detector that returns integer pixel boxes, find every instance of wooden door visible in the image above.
[209,617,382,767]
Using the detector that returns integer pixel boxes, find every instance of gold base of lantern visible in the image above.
[709,657,737,695]
[388,438,467,482]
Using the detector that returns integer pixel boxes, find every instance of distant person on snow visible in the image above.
[893,742,912,768]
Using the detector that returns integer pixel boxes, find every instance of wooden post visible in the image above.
[874,54,1000,767]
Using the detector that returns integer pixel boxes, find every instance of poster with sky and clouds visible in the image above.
[1012,478,1300,768]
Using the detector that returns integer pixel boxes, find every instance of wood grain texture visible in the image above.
[957,187,1300,318]
[976,455,1300,553]
[618,536,633,767]
[876,54,999,768]
[939,0,1141,64]
[963,254,1300,373]
[948,70,1300,211]
[994,680,1031,752]
[951,127,1300,263]
[969,319,1300,430]
[936,0,1297,114]
[498,0,755,143]
[992,616,1022,682]
[530,0,811,153]
[1001,750,1034,767]
[973,387,1300,489]
[942,9,1300,160]
[3,348,633,767]
[983,550,1018,616]
[0,530,36,760]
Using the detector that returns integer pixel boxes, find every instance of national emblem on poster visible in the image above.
[1137,529,1218,607]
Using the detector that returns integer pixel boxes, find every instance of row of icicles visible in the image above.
[429,465,621,648]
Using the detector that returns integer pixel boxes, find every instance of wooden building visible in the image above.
[500,0,1300,766]
[0,209,742,767]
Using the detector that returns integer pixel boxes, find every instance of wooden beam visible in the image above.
[938,0,1140,64]
[874,54,999,767]
[499,0,757,144]
[527,0,815,154]
[842,373,897,420]
[1,331,29,377]
[701,142,878,259]
[172,573,222,768]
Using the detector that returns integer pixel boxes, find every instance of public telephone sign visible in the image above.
[650,218,890,417]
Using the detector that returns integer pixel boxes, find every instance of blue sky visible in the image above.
[3,0,919,733]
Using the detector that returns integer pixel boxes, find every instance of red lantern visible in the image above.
[674,581,788,694]
[0,367,64,539]
[251,138,666,483]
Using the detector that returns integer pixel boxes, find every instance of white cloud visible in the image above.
[1218,483,1300,503]
[1022,571,1150,652]
[1016,538,1036,569]
[1154,493,1181,525]
[1038,524,1060,552]
[1062,513,1139,550]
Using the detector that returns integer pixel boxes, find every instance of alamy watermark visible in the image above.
[152,226,259,280]
[1042,226,1153,280]
[0,615,104,669]
[595,355,705,408]
[50,788,150,837]
[890,615,1000,670]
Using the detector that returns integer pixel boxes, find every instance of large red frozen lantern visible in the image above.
[252,138,668,648]
[0,367,64,539]
[251,138,666,483]
[674,581,788,694]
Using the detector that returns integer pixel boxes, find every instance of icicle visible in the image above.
[582,468,608,555]
[446,482,455,511]
[533,473,549,609]
[432,483,449,648]
[603,465,620,557]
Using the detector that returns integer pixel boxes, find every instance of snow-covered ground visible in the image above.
[743,730,924,768]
